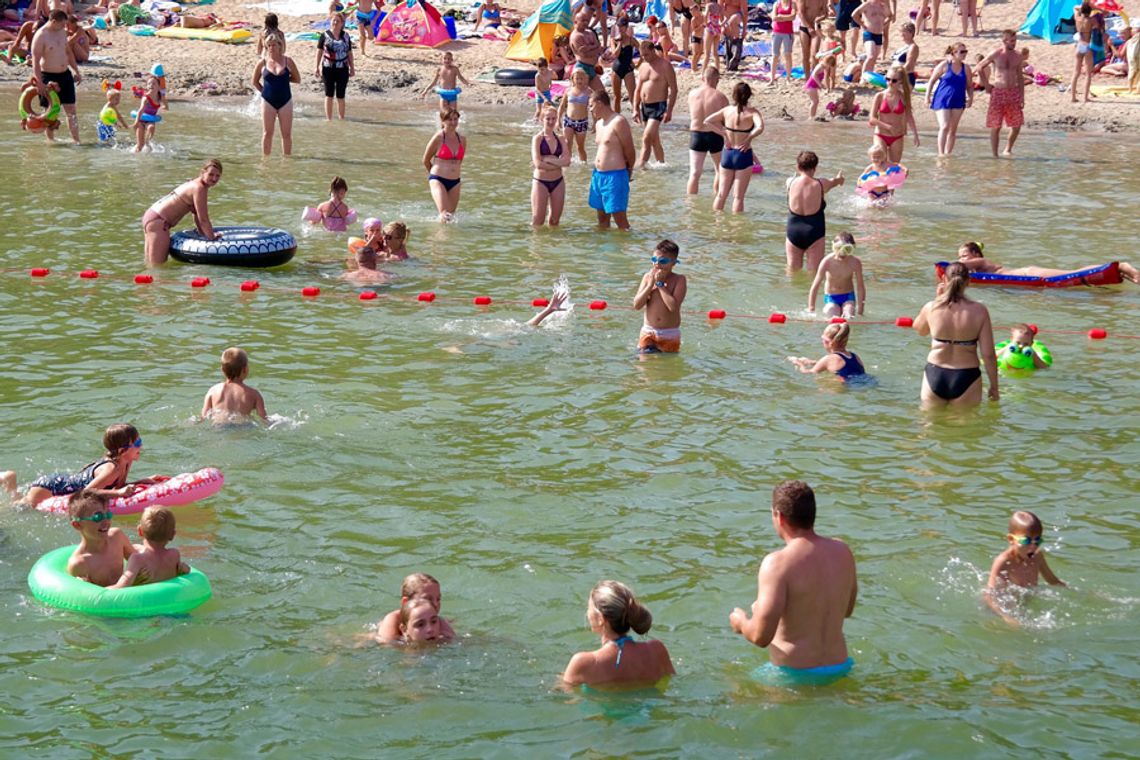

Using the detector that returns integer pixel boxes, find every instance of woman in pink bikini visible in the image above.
[141,158,222,266]
[868,63,919,163]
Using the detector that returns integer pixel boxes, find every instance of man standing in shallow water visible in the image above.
[730,480,858,683]
[977,30,1025,157]
[588,89,635,230]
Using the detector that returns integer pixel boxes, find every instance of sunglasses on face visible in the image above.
[956,49,968,54]
[651,256,677,265]
[75,510,115,523]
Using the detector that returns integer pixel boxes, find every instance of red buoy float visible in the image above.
[79,270,98,279]
[134,274,154,284]
[417,291,436,302]
[191,277,210,288]
[1088,328,1107,340]
[768,313,786,324]
[829,317,846,324]
[589,300,607,310]
[895,316,913,328]
[30,268,49,277]
[302,286,321,297]
[473,296,492,306]
[359,291,378,301]
[708,309,727,320]
[532,298,549,307]
[240,280,260,292]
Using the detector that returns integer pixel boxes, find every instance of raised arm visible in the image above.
[633,272,654,310]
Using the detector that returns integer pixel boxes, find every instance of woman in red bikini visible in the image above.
[868,63,919,164]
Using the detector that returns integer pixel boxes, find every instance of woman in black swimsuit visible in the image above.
[913,261,1000,408]
[785,150,844,272]
[531,105,570,226]
[669,0,695,56]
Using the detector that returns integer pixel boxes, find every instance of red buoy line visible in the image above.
[13,267,1134,341]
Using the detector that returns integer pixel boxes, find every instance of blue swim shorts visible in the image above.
[824,291,855,307]
[436,87,461,103]
[752,657,855,687]
[588,168,630,214]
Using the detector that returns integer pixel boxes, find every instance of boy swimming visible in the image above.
[985,510,1066,626]
[201,347,269,424]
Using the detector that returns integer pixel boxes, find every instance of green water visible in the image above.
[1,92,1137,758]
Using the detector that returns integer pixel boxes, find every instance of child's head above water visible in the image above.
[399,597,441,642]
[590,580,653,636]
[867,143,888,164]
[221,347,249,381]
[103,423,141,458]
[401,572,441,609]
[68,489,110,522]
[139,505,176,544]
[833,231,855,258]
[328,176,347,199]
[1007,510,1045,557]
[1010,322,1036,347]
[822,320,852,350]
[363,216,383,236]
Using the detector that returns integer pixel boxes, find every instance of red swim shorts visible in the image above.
[986,86,1024,129]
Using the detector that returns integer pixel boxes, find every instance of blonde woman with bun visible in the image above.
[562,580,675,687]
[788,321,868,382]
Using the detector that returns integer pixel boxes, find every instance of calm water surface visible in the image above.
[0,92,1137,758]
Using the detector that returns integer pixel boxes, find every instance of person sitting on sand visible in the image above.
[956,241,1140,284]
[561,580,675,688]
[66,15,95,63]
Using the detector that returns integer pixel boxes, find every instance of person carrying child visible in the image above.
[374,572,457,642]
[131,73,163,153]
[201,347,269,424]
[108,506,190,588]
[66,491,136,587]
[985,510,1066,627]
[5,424,152,508]
[633,240,687,354]
[788,321,868,382]
[807,232,865,318]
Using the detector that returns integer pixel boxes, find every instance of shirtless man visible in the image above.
[588,89,635,230]
[570,8,606,92]
[797,0,828,78]
[31,9,82,143]
[730,480,858,681]
[632,40,677,169]
[977,30,1025,157]
[722,8,743,71]
[851,0,891,74]
[687,67,728,195]
[633,239,687,353]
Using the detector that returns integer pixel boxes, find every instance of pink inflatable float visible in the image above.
[35,467,224,516]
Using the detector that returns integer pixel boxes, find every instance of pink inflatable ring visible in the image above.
[35,467,224,516]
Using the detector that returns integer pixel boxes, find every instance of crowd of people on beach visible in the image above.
[5,0,1136,691]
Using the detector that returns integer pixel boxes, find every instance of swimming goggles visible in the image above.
[1014,536,1043,546]
[75,510,115,523]
[651,256,677,265]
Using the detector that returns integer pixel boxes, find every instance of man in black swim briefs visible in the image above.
[687,67,728,195]
[30,9,81,143]
[632,40,677,169]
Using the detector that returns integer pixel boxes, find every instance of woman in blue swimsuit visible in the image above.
[703,82,764,214]
[561,580,675,688]
[531,106,571,226]
[925,43,973,157]
[252,33,301,156]
[914,261,1000,408]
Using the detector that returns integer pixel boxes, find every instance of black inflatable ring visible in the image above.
[169,226,296,267]
[494,68,537,87]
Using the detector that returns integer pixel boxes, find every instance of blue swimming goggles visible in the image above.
[75,510,115,523]
[651,256,677,265]
[1015,535,1043,546]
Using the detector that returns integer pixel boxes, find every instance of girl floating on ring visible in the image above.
[856,143,907,205]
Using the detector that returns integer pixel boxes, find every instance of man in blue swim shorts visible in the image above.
[730,480,858,685]
[852,0,890,73]
[587,89,635,230]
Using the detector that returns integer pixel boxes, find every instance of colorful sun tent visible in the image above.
[504,0,572,61]
[376,0,451,48]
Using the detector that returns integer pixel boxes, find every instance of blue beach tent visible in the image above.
[1020,0,1076,43]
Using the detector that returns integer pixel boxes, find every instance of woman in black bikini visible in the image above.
[141,158,221,266]
[914,261,999,408]
[785,150,844,272]
[531,105,571,226]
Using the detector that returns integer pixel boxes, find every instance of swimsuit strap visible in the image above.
[933,336,978,346]
[610,635,634,667]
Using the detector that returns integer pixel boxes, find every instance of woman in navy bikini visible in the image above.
[422,109,466,222]
[252,32,300,156]
[868,63,919,163]
[703,81,764,214]
[531,105,571,226]
[561,580,675,688]
[914,261,1000,408]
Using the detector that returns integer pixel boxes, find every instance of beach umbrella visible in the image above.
[1092,0,1124,12]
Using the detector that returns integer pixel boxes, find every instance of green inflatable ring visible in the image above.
[27,546,212,618]
[995,340,1052,372]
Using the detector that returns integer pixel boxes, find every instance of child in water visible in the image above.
[807,232,865,318]
[98,80,125,143]
[5,423,152,508]
[397,598,443,645]
[201,347,269,424]
[788,321,868,382]
[533,57,554,121]
[985,510,1066,626]
[421,51,470,114]
[634,240,687,354]
[309,176,355,232]
[857,143,907,204]
[375,573,456,642]
[109,506,190,588]
[1001,323,1051,370]
[67,491,136,587]
[131,74,163,153]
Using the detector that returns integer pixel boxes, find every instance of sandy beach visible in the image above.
[2,0,1139,134]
